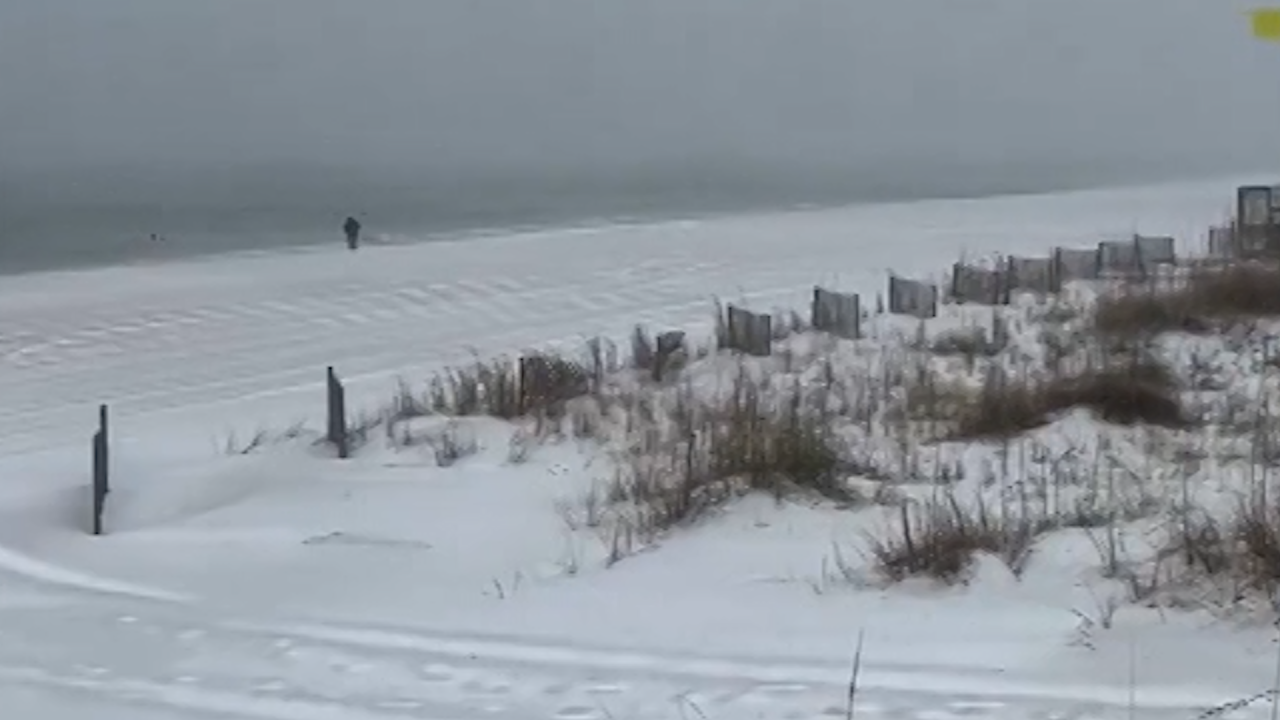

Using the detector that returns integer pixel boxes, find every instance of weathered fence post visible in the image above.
[1051,247,1102,290]
[91,403,109,536]
[811,286,862,339]
[653,330,687,382]
[887,275,938,319]
[724,305,773,356]
[1235,184,1280,258]
[326,366,349,459]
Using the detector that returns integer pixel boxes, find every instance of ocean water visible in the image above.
[0,160,1223,276]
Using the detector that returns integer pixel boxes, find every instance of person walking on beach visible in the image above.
[343,216,362,250]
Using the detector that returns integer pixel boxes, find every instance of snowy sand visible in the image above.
[1,175,1276,720]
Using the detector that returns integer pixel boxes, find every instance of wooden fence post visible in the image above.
[326,366,349,459]
[91,403,110,536]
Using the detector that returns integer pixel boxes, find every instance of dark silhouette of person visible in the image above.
[343,216,362,250]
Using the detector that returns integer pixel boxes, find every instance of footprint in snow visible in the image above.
[462,678,511,695]
[916,710,968,720]
[750,682,809,696]
[419,664,454,682]
[254,679,288,693]
[948,701,1008,711]
[553,705,598,720]
[377,699,424,710]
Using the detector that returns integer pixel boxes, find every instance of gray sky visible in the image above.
[2,0,1277,181]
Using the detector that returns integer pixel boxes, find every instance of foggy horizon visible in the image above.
[5,0,1277,175]
[3,0,1278,273]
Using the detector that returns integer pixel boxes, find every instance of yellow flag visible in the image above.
[1249,7,1280,41]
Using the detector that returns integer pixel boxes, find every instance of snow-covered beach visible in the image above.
[6,176,1280,719]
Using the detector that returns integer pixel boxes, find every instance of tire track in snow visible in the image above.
[0,608,1247,720]
[1,220,870,459]
[225,619,1241,716]
[2,260,715,400]
[0,665,466,720]
[0,586,1254,720]
[5,255,733,379]
[0,545,189,604]
[0,255,823,457]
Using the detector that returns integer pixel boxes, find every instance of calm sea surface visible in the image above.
[0,161,1212,276]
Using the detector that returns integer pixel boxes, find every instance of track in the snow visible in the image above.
[1,182,1227,458]
[0,182,1248,719]
[0,237,843,457]
[0,590,1256,720]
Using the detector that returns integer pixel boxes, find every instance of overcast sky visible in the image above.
[2,0,1277,182]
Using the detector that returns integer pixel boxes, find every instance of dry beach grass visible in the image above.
[205,217,1280,718]
[249,242,1280,614]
